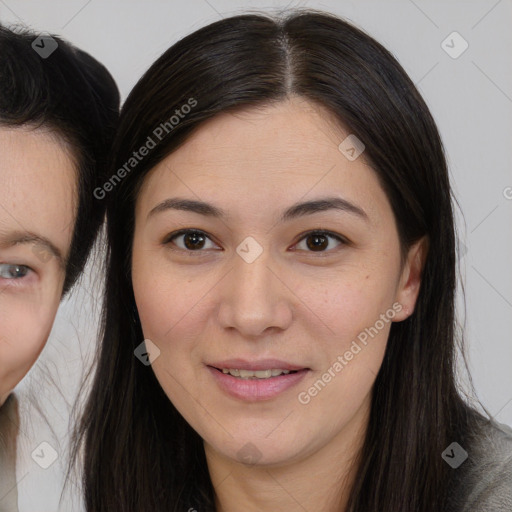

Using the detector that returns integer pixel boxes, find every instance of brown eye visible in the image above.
[295,231,346,253]
[164,230,218,252]
[183,231,206,250]
[306,233,329,251]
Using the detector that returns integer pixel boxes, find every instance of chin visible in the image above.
[205,432,309,468]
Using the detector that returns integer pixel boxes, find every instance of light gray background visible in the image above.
[1,1,511,510]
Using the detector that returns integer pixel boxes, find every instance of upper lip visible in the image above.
[208,358,308,371]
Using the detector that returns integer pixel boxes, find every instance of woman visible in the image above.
[0,24,119,510]
[74,10,512,512]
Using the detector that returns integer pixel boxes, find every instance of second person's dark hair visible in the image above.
[0,24,120,293]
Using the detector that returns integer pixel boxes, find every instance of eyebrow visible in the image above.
[148,196,368,223]
[0,231,65,269]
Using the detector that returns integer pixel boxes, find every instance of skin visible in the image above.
[132,96,427,512]
[0,127,75,407]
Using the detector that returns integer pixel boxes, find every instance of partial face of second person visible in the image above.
[0,127,75,406]
[132,97,426,469]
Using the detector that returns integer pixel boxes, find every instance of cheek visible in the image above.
[290,266,399,406]
[0,296,59,396]
[132,260,206,397]
[132,258,221,422]
[293,263,399,343]
[133,262,206,344]
[292,282,393,444]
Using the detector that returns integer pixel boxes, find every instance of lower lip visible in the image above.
[207,366,309,401]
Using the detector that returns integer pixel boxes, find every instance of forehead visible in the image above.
[137,97,389,224]
[0,126,77,255]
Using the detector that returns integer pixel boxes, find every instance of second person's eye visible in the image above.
[0,263,31,279]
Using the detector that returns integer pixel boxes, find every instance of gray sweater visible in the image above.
[447,418,512,511]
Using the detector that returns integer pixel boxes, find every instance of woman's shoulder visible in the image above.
[0,393,20,512]
[451,417,512,512]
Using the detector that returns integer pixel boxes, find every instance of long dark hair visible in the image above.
[73,10,485,511]
[0,24,120,292]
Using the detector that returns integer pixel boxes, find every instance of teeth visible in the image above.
[221,368,292,379]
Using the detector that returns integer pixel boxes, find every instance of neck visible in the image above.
[205,395,370,512]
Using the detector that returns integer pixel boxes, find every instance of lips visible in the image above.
[206,358,310,401]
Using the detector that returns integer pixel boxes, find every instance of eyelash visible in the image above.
[0,263,32,281]
[162,229,349,256]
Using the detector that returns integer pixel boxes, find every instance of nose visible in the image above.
[216,247,293,337]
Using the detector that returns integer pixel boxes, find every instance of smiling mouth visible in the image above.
[212,367,300,379]
[207,365,310,401]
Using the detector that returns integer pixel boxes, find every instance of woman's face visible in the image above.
[132,97,425,467]
[0,127,75,406]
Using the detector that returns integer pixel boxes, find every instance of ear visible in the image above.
[393,236,429,322]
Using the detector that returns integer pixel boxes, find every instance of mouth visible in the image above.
[206,361,310,401]
[213,367,300,379]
